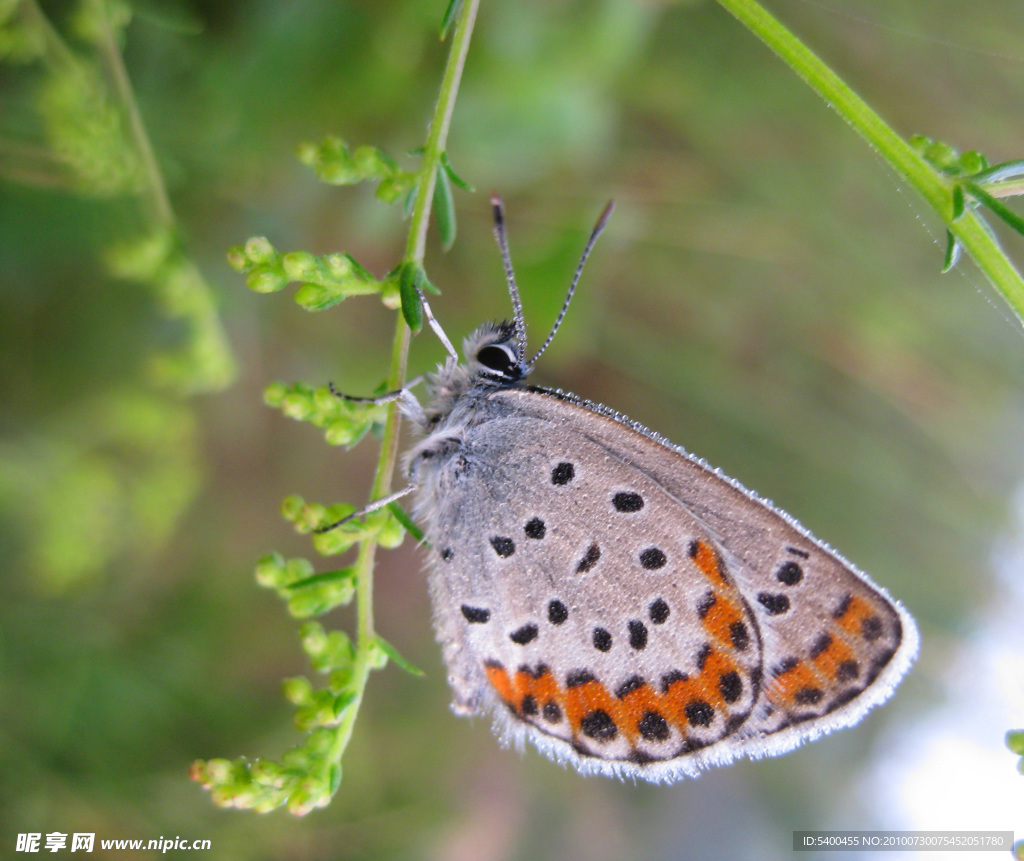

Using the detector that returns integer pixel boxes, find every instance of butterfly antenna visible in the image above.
[527,199,614,369]
[490,194,528,365]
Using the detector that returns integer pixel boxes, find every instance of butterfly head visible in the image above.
[464,321,527,384]
[414,199,611,432]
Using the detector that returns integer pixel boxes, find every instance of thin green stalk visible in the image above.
[89,0,174,227]
[328,0,480,768]
[712,0,1024,324]
[406,0,479,264]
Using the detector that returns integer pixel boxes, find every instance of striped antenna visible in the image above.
[490,194,529,365]
[527,199,614,369]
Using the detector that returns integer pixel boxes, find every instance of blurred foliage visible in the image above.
[1009,729,1024,774]
[0,0,234,393]
[0,389,199,593]
[2,0,1024,858]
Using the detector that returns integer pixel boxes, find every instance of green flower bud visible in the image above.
[311,529,357,556]
[247,267,286,294]
[325,418,359,446]
[323,253,353,280]
[283,676,313,705]
[377,513,406,549]
[284,557,315,583]
[281,391,313,420]
[244,236,275,264]
[226,246,248,271]
[295,282,342,311]
[282,251,318,281]
[254,552,287,588]
[280,494,305,521]
[263,381,288,407]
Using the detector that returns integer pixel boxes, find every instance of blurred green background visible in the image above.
[2,1,1024,859]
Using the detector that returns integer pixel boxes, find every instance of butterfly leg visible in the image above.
[328,377,424,403]
[416,288,459,360]
[329,379,427,425]
[313,484,417,533]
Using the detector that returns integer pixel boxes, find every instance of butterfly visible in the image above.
[327,196,918,782]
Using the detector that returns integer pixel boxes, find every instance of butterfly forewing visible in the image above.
[427,414,769,774]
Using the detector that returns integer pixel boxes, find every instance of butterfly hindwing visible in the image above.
[426,388,917,775]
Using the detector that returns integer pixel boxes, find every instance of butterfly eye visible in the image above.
[476,343,518,377]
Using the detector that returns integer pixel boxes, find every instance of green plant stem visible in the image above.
[327,0,480,772]
[89,0,174,227]
[712,0,1024,324]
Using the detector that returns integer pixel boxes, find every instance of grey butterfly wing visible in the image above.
[421,413,768,778]
[484,388,918,763]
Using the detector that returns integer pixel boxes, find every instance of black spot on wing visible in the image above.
[649,598,670,624]
[509,624,538,645]
[612,491,644,512]
[461,605,490,624]
[757,592,790,615]
[551,462,575,485]
[639,547,666,570]
[547,599,568,625]
[577,542,601,573]
[490,536,515,557]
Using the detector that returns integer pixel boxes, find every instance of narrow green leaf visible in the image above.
[387,501,425,543]
[441,151,474,191]
[942,230,962,273]
[372,635,425,676]
[399,262,424,332]
[420,268,441,296]
[439,0,464,39]
[951,184,965,221]
[971,159,1024,184]
[286,567,357,591]
[434,165,457,251]
[328,763,343,795]
[333,689,358,719]
[344,253,375,283]
[965,181,1024,237]
[402,186,417,218]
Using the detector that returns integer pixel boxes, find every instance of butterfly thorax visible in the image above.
[404,322,528,515]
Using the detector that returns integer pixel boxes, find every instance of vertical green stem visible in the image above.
[89,0,174,227]
[328,0,480,771]
[712,0,1024,323]
[405,0,480,264]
